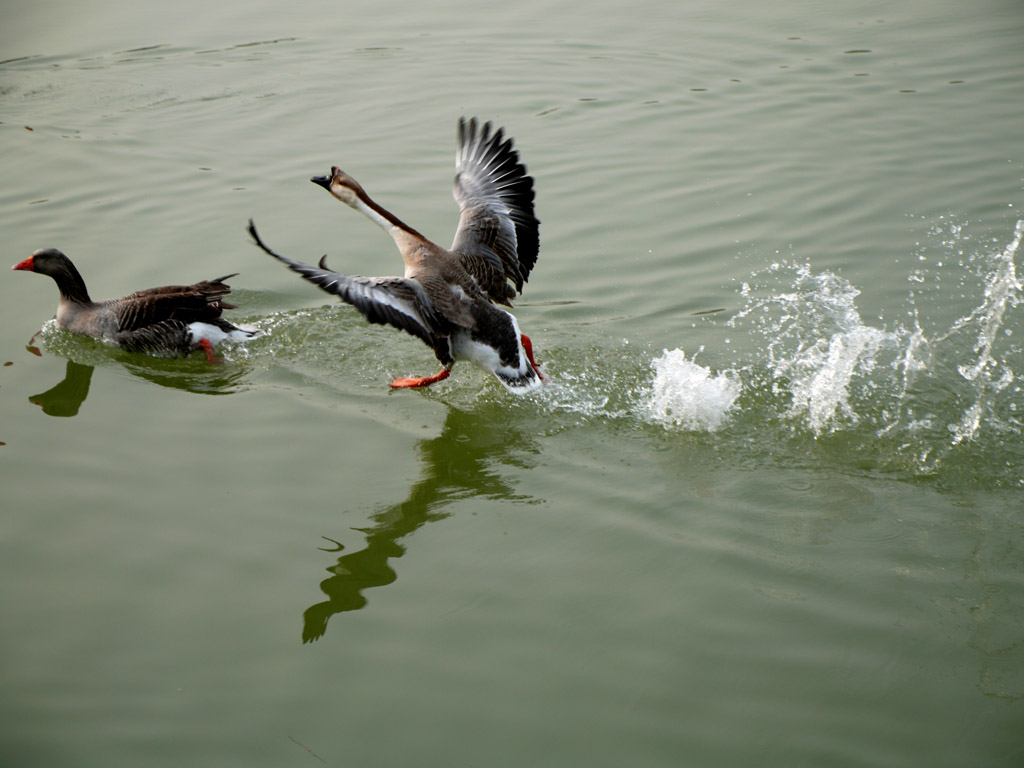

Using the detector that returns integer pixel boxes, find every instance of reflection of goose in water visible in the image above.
[249,117,545,393]
[29,360,93,417]
[118,356,250,395]
[302,406,537,643]
[12,249,257,362]
[24,348,251,416]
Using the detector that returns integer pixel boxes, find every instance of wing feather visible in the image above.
[450,117,540,302]
[110,276,236,332]
[248,220,447,350]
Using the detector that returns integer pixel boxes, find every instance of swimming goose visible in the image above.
[248,116,545,393]
[12,248,256,362]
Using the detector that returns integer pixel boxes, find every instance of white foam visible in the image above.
[647,348,741,431]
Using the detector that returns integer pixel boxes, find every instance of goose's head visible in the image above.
[13,247,91,303]
[12,248,72,276]
[311,166,366,208]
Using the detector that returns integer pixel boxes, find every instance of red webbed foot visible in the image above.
[520,334,547,382]
[198,338,221,364]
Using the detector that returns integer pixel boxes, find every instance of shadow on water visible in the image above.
[301,404,537,643]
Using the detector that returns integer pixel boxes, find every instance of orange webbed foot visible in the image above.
[390,368,451,389]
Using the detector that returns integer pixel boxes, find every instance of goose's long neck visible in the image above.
[53,262,92,305]
[351,190,425,244]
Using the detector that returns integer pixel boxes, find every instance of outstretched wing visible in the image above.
[450,117,540,304]
[248,220,448,351]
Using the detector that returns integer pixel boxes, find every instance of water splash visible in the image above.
[942,219,1023,444]
[533,340,649,423]
[643,219,1024,486]
[647,348,740,431]
[733,262,898,434]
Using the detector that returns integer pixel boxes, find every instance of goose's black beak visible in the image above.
[310,174,331,190]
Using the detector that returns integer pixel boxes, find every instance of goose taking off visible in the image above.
[12,249,256,362]
[248,116,546,393]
